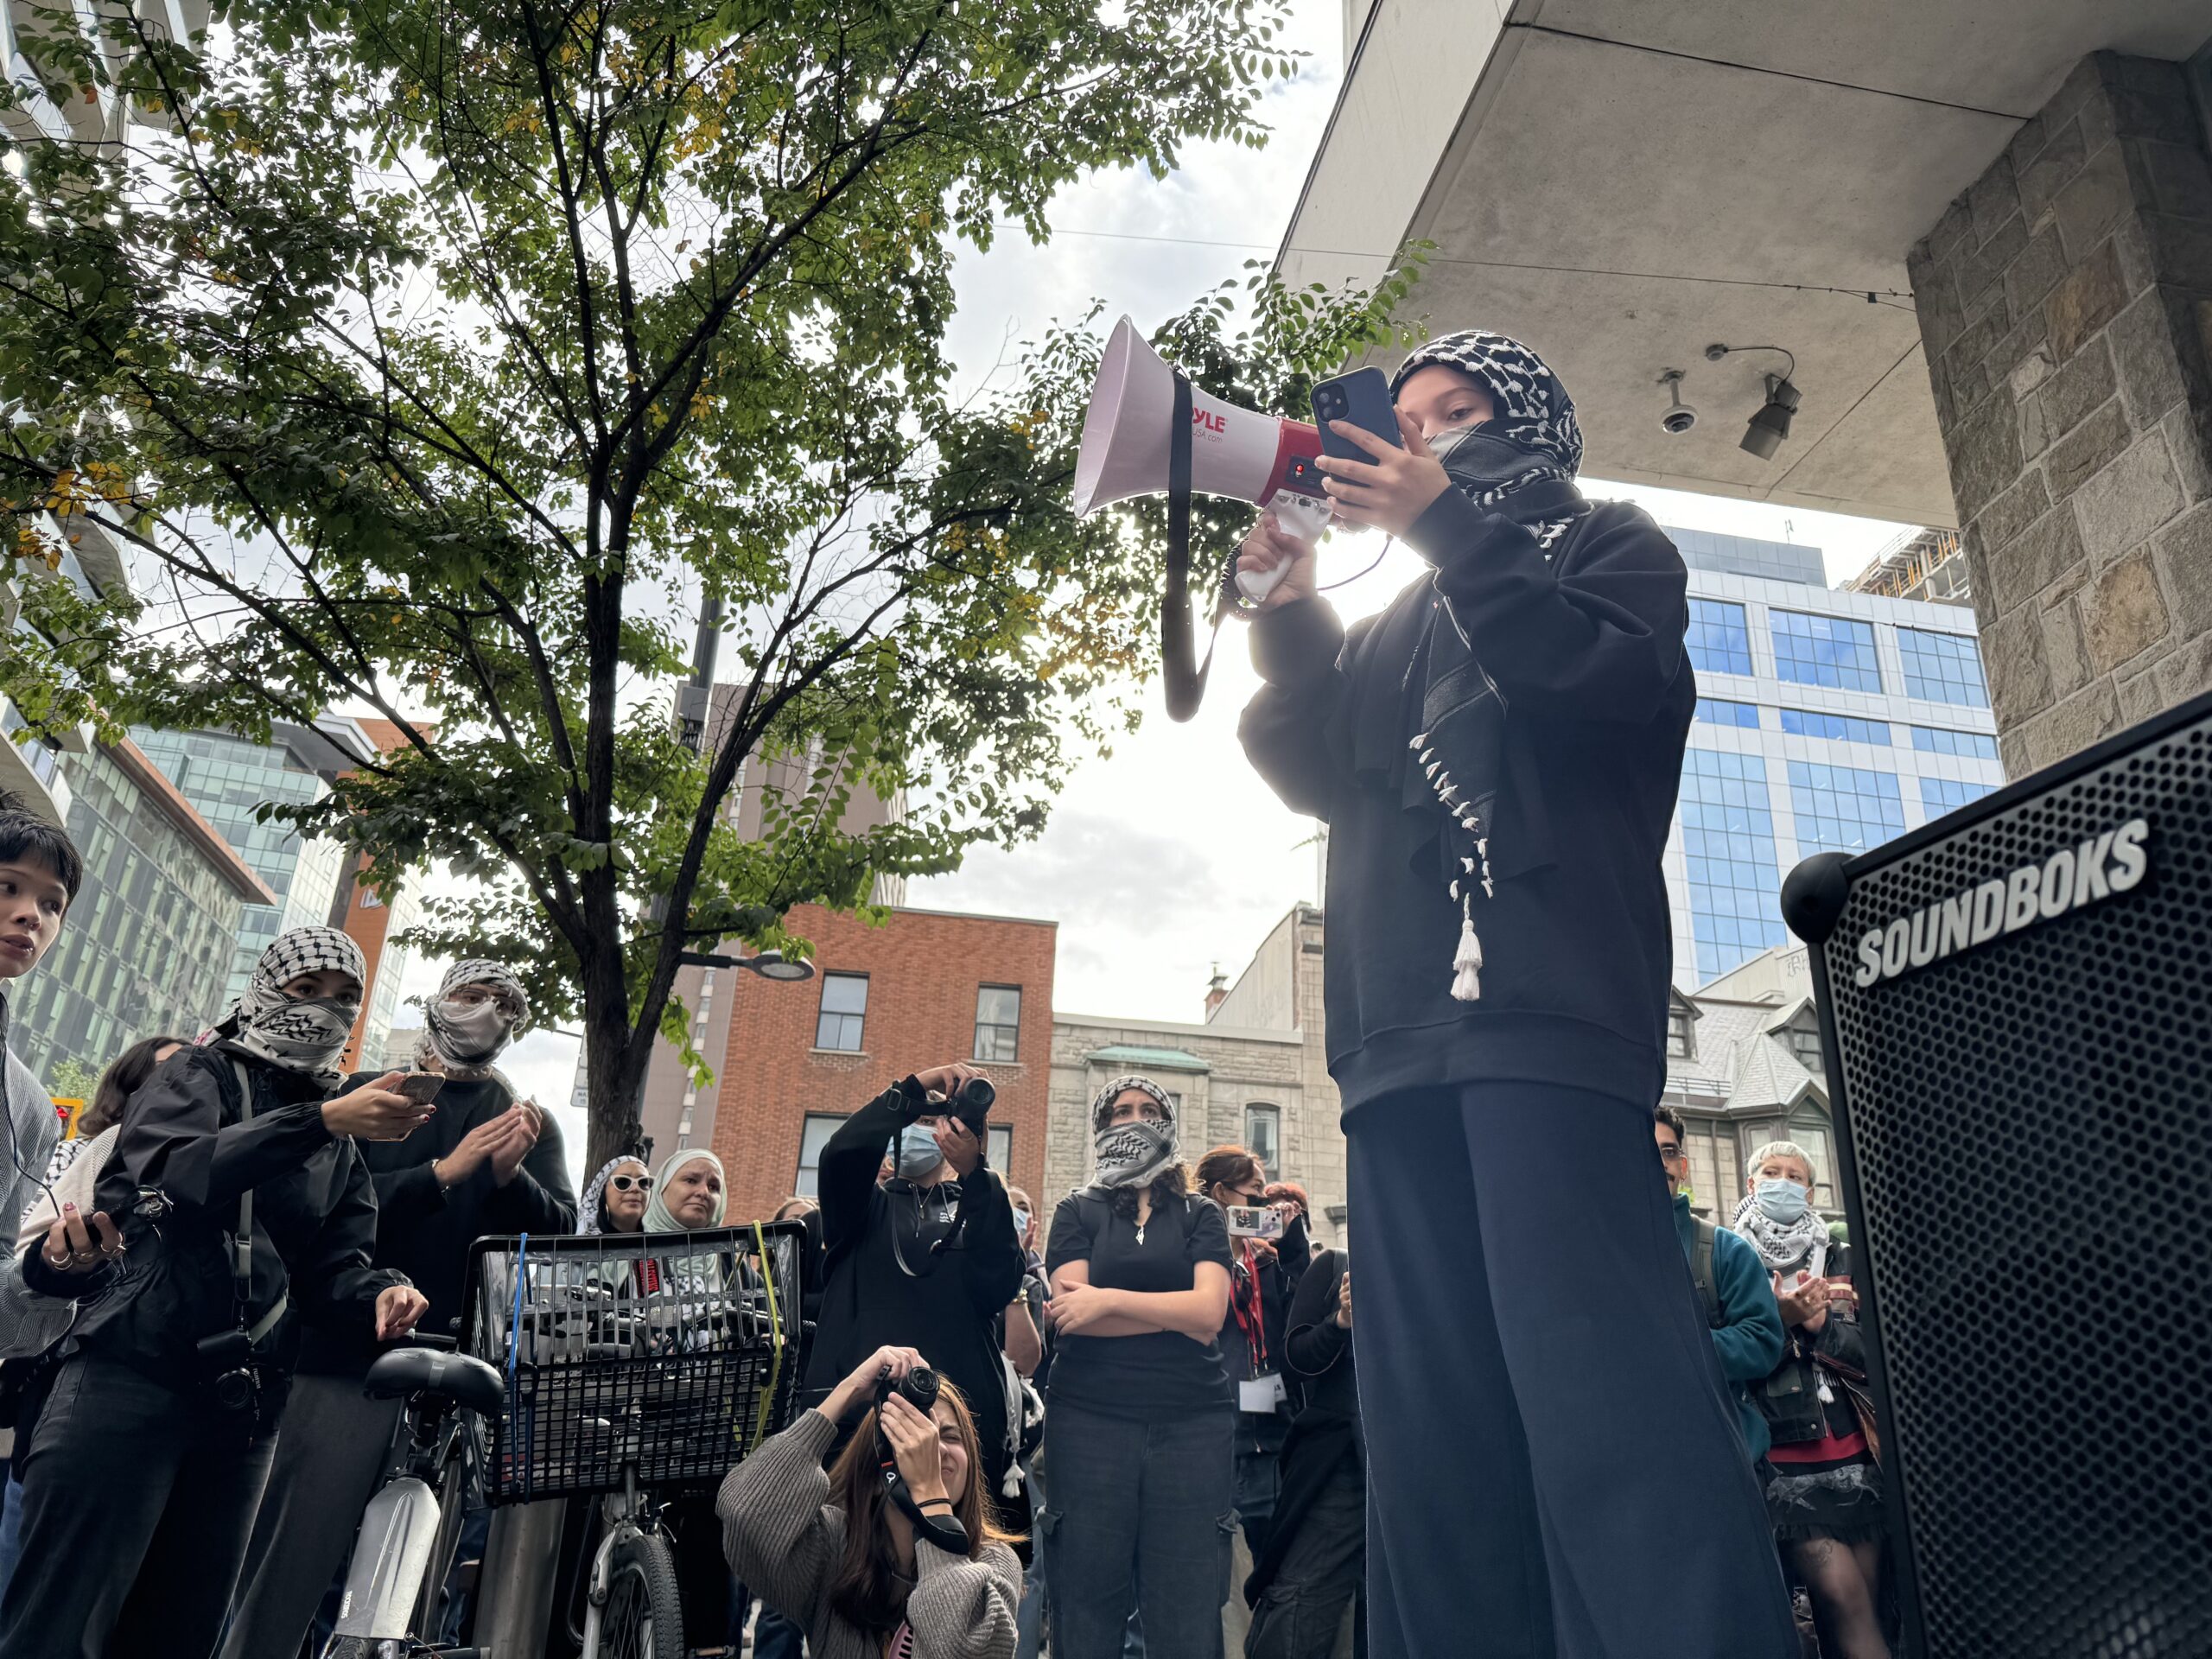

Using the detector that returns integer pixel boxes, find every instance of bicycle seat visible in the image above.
[363,1345,505,1418]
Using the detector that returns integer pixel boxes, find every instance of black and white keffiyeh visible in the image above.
[1087,1075,1179,1191]
[422,957,529,1074]
[1391,329,1591,553]
[222,925,366,1084]
[1731,1191,1832,1277]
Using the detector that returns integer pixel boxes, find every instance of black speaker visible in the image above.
[1781,687,2212,1659]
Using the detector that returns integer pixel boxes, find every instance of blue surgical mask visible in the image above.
[898,1123,944,1180]
[1754,1179,1810,1223]
[1013,1208,1033,1240]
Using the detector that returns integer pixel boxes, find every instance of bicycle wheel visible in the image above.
[598,1529,684,1659]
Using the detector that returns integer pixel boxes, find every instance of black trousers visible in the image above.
[1245,1450,1364,1659]
[0,1351,277,1659]
[1348,1082,1796,1659]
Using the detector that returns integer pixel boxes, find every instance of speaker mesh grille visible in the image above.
[1816,712,2212,1658]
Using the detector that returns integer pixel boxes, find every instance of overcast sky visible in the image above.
[429,0,1922,1160]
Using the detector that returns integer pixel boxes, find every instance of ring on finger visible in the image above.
[43,1250,68,1269]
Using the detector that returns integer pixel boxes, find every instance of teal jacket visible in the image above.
[1673,1191,1785,1462]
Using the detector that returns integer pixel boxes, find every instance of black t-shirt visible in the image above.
[1045,1189,1235,1419]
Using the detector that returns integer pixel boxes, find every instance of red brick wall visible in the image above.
[709,906,1057,1221]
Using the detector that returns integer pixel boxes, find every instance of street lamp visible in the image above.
[677,945,816,980]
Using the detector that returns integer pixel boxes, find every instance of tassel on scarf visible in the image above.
[1452,898,1484,1002]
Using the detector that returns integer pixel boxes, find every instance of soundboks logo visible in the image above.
[1853,817,2150,988]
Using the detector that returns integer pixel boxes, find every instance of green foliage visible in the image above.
[47,1057,98,1103]
[0,0,1417,1167]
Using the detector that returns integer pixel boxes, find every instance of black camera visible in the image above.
[197,1328,260,1414]
[922,1075,994,1139]
[874,1361,941,1420]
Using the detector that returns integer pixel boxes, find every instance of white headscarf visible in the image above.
[221,926,367,1084]
[644,1148,728,1233]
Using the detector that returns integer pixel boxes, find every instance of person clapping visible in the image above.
[719,1344,1020,1659]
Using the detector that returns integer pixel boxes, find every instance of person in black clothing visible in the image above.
[1245,1249,1361,1659]
[0,926,430,1659]
[805,1062,1024,1503]
[219,957,574,1659]
[1236,330,1794,1657]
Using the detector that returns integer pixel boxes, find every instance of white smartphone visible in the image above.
[1225,1205,1284,1240]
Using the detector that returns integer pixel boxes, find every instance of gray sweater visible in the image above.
[718,1409,1020,1659]
[3,1043,55,1242]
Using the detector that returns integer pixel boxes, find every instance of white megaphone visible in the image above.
[1072,316,1333,602]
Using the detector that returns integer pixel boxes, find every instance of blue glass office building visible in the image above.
[1662,527,2002,988]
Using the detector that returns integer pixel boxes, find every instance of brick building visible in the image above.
[706,905,1057,1221]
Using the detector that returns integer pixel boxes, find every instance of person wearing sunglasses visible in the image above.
[584,1155,653,1235]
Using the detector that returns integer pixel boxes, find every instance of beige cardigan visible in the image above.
[718,1408,1020,1659]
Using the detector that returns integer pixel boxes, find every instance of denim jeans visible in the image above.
[1039,1399,1235,1659]
[1232,1440,1282,1565]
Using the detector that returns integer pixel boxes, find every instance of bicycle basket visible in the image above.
[461,1219,805,1503]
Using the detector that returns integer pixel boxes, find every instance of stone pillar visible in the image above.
[1907,53,2212,775]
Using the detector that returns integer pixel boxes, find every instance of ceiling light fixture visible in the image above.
[1706,342,1802,461]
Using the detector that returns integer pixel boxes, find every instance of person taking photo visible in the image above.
[0,926,429,1659]
[719,1343,1021,1659]
[806,1063,1025,1503]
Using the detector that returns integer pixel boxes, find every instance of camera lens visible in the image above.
[957,1076,995,1112]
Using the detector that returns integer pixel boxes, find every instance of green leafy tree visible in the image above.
[0,0,1420,1169]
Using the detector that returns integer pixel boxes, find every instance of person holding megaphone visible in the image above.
[1234,333,1797,1658]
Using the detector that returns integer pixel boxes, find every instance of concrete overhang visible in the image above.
[1280,1,2212,527]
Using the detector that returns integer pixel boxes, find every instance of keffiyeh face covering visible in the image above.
[1089,1075,1179,1191]
[226,925,367,1083]
[424,958,529,1071]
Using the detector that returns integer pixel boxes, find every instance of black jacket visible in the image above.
[298,1070,576,1371]
[21,1043,404,1407]
[1225,1212,1309,1455]
[1753,1240,1870,1448]
[1240,486,1694,1111]
[1246,1249,1361,1607]
[804,1080,1025,1484]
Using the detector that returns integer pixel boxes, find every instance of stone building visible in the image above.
[1047,906,1351,1245]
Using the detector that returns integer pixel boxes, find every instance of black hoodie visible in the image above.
[1239,482,1694,1112]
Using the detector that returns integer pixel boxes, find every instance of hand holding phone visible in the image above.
[1225,1204,1285,1241]
[1312,369,1402,465]
[396,1073,446,1105]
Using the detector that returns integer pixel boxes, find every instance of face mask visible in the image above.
[898,1123,944,1180]
[1013,1208,1032,1240]
[1754,1179,1810,1224]
[430,995,515,1065]
[1430,423,1558,497]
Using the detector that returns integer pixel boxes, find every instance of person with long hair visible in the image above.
[0,926,430,1659]
[719,1343,1020,1658]
[38,1034,192,1186]
[1041,1077,1234,1659]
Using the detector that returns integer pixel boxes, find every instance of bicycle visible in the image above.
[462,1223,804,1659]
[320,1335,505,1659]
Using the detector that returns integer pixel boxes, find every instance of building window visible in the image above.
[1694,697,1761,729]
[988,1126,1013,1171]
[797,1113,845,1197]
[1920,775,1995,817]
[1782,1017,1825,1075]
[1786,1121,1839,1211]
[1788,760,1904,860]
[1910,726,1999,761]
[1686,599,1754,677]
[1682,1117,1739,1217]
[1244,1103,1281,1173]
[1780,708,1891,747]
[815,972,868,1052]
[973,985,1021,1064]
[1897,628,1989,708]
[1680,749,1786,983]
[1770,611,1882,692]
[1667,1005,1695,1059]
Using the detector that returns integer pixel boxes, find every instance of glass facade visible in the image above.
[1694,697,1761,728]
[1679,749,1787,983]
[1921,775,1996,817]
[1779,709,1891,746]
[1911,725,1999,760]
[1686,599,1754,677]
[1770,611,1883,691]
[11,747,248,1081]
[130,728,344,1005]
[1788,761,1905,858]
[354,876,422,1071]
[1897,627,1990,707]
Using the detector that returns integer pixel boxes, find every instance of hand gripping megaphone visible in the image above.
[1071,316,1334,720]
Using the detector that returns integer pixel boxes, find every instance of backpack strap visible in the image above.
[1689,1217,1723,1331]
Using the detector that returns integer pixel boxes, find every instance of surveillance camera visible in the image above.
[1661,403,1698,435]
